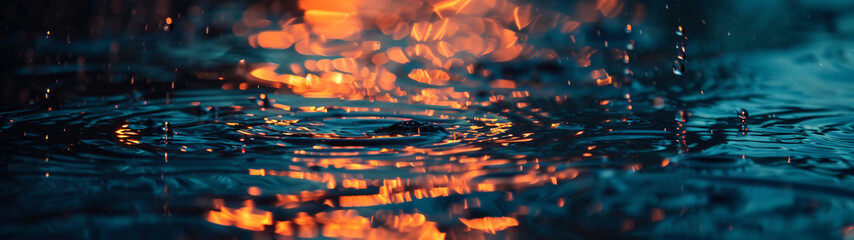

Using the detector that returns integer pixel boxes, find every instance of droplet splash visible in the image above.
[673,26,688,76]
[161,122,174,136]
[737,109,749,135]
[373,120,447,136]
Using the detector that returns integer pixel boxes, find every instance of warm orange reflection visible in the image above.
[209,206,445,240]
[215,0,631,237]
[207,200,273,231]
[247,163,579,210]
[241,0,625,106]
[115,124,140,145]
[459,216,519,234]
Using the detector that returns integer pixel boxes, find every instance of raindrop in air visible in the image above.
[673,60,686,76]
[676,41,687,50]
[163,17,173,32]
[673,26,687,76]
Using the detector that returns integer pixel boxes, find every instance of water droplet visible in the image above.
[738,109,749,121]
[162,122,174,136]
[672,60,686,76]
[673,26,687,76]
[259,94,271,108]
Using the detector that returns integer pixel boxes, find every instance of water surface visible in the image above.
[2,0,854,239]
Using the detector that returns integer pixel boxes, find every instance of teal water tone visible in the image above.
[2,0,854,239]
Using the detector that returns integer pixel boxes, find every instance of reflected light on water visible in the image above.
[209,203,448,239]
[243,0,625,109]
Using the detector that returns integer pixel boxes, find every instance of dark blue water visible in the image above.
[2,0,854,239]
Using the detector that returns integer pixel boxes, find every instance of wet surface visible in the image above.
[2,0,854,239]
